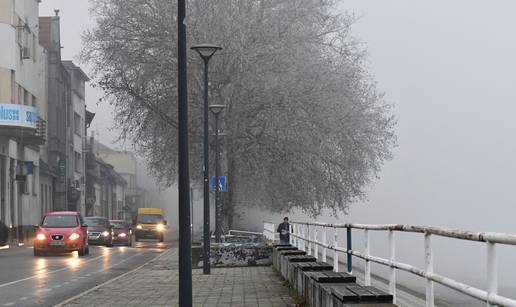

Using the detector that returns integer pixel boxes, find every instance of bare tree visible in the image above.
[82,0,396,227]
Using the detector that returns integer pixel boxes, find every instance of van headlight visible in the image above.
[136,224,143,230]
[102,231,110,237]
[156,224,165,232]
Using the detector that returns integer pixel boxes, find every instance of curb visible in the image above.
[54,247,176,307]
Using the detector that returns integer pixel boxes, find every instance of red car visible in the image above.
[34,211,89,257]
[110,220,133,246]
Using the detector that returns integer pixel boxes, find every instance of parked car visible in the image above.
[84,217,114,247]
[110,220,132,246]
[34,211,89,256]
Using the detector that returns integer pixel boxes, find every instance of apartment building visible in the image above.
[0,0,48,240]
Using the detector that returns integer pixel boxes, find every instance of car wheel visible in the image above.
[78,246,85,257]
[159,235,164,243]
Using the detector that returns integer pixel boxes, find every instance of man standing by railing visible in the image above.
[277,217,290,244]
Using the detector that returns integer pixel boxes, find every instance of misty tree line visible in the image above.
[82,0,396,228]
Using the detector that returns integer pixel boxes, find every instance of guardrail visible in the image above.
[264,221,516,307]
[263,221,279,241]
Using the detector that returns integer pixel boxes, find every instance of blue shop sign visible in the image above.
[0,103,37,129]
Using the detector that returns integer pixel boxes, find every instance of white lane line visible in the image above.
[63,282,69,285]
[54,285,61,288]
[19,297,28,301]
[54,248,176,307]
[3,302,14,306]
[0,248,125,289]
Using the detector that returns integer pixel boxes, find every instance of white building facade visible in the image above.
[0,0,47,241]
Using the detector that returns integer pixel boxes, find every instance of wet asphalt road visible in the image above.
[0,237,175,307]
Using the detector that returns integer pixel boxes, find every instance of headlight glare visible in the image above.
[119,233,126,237]
[136,224,143,229]
[102,231,110,237]
[69,233,80,240]
[156,224,165,231]
[36,233,46,241]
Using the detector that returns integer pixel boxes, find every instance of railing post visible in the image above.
[300,225,306,252]
[322,227,327,262]
[307,224,311,255]
[364,229,371,286]
[347,227,352,274]
[486,241,498,307]
[314,227,319,260]
[389,230,396,303]
[424,233,434,307]
[333,227,339,272]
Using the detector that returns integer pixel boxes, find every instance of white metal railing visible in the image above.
[264,221,516,307]
[263,222,279,241]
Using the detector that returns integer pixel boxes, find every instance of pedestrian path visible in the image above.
[57,248,298,307]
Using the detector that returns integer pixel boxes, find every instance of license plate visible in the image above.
[88,236,98,240]
[49,241,65,246]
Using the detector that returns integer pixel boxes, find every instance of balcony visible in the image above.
[0,104,46,145]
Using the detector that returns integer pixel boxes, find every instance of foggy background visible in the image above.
[40,0,516,304]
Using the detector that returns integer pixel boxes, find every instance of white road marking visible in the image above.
[3,302,14,306]
[63,282,69,285]
[0,248,129,289]
[19,297,27,301]
[54,284,62,288]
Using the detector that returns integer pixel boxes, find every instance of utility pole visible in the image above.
[177,0,192,305]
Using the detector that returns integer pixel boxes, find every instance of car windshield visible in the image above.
[137,214,162,224]
[110,221,127,229]
[84,218,107,227]
[42,215,78,228]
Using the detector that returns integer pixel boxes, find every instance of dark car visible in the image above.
[84,217,113,247]
[110,220,132,246]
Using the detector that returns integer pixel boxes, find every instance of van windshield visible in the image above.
[42,215,78,228]
[137,214,162,224]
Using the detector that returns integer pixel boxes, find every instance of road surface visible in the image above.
[0,239,174,307]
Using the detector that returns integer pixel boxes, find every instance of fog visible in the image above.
[40,0,516,304]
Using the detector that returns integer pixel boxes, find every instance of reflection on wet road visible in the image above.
[0,238,175,307]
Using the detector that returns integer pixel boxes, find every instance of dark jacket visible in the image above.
[277,222,290,242]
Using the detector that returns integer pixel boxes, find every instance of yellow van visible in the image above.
[135,208,167,242]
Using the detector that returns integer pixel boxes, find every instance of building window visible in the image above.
[32,95,36,107]
[24,89,29,106]
[74,152,81,173]
[74,113,81,136]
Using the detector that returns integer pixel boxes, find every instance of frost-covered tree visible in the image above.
[82,0,396,227]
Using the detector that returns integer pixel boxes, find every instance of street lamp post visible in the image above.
[190,44,222,274]
[209,104,225,243]
[177,0,192,305]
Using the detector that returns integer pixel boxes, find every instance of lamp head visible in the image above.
[190,44,222,61]
[209,104,226,115]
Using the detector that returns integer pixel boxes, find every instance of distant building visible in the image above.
[0,0,48,240]
[62,61,89,215]
[39,12,70,212]
[40,12,90,215]
[85,136,128,219]
[94,141,148,220]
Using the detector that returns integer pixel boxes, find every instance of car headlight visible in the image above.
[102,231,110,237]
[129,229,132,235]
[156,224,165,231]
[119,233,126,237]
[69,233,80,240]
[36,233,46,241]
[136,224,143,229]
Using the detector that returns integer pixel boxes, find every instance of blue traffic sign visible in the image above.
[211,176,227,192]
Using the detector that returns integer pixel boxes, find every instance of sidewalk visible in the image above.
[57,248,299,307]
